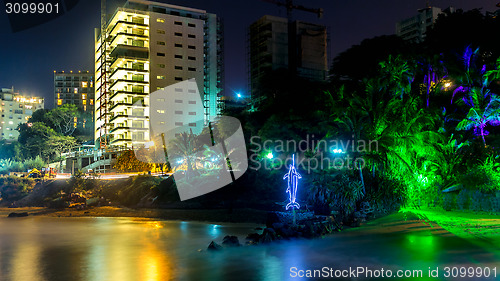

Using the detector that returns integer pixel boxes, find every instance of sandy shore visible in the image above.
[0,206,269,224]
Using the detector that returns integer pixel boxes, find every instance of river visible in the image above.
[0,213,498,281]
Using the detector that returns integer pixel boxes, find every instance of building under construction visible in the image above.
[248,14,328,99]
[94,0,224,149]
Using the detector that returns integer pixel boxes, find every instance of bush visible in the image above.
[0,156,45,175]
[307,169,364,219]
[117,175,162,206]
[459,157,500,194]
[0,176,36,202]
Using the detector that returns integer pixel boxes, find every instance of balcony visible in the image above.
[110,32,148,46]
[110,114,148,123]
[109,20,148,36]
[109,79,148,91]
[110,67,148,80]
[109,45,149,62]
[110,138,133,145]
[110,102,133,111]
[110,126,148,133]
[110,90,148,102]
[110,56,149,70]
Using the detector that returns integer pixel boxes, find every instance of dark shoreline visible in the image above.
[0,206,269,224]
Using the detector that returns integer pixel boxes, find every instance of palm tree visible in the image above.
[170,130,198,180]
[456,87,500,147]
[378,55,415,100]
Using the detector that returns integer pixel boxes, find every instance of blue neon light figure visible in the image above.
[283,154,301,210]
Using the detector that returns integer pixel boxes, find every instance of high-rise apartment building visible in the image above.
[248,15,328,98]
[54,71,95,135]
[396,6,455,43]
[95,0,223,148]
[0,87,44,141]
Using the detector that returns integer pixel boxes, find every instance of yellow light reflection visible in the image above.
[11,242,42,281]
[138,222,172,281]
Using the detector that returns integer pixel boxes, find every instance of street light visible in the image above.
[266,152,274,159]
[331,148,343,154]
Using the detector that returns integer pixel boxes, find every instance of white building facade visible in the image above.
[0,88,44,141]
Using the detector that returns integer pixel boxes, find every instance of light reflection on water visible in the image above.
[0,216,498,281]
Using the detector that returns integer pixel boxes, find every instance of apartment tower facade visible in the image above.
[54,71,95,136]
[396,6,455,43]
[0,87,44,141]
[95,0,223,148]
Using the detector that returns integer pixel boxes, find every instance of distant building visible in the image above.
[396,6,455,43]
[94,0,224,149]
[54,71,94,112]
[54,71,95,136]
[0,87,44,141]
[248,15,328,99]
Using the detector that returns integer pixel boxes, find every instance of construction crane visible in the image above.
[262,0,323,20]
[262,0,324,74]
[99,0,108,150]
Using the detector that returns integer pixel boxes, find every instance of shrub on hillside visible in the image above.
[0,176,36,202]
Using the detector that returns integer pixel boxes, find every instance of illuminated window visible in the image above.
[90,82,94,87]
[57,93,60,99]
[157,18,165,23]
[57,99,62,105]
[157,75,165,80]
[74,117,77,122]
[90,100,94,105]
[74,88,78,94]
[83,100,87,105]
[157,109,165,114]
[84,105,87,111]
[81,81,88,88]
[82,94,86,100]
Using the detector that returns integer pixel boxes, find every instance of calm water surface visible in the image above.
[0,215,498,281]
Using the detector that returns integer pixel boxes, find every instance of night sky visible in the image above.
[0,0,497,108]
